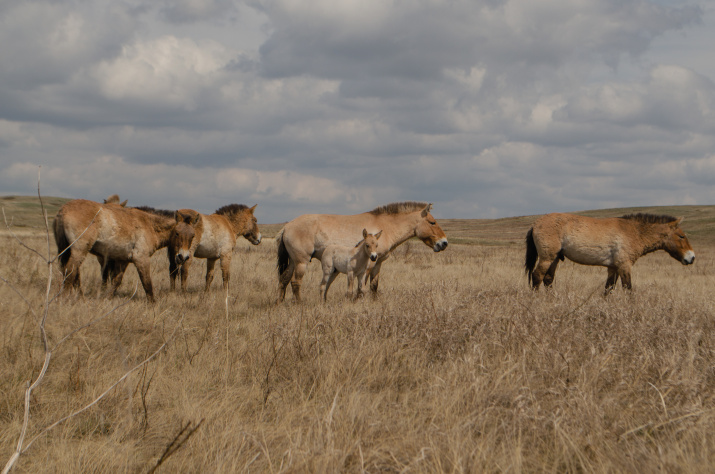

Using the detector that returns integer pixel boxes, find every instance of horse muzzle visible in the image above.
[433,238,448,252]
[248,233,262,245]
[682,251,695,265]
[370,253,378,262]
[175,252,190,265]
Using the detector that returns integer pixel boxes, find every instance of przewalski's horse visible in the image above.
[525,213,695,293]
[103,194,128,206]
[168,204,262,292]
[320,229,382,301]
[53,199,191,302]
[277,202,448,303]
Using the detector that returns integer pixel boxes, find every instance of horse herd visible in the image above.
[51,196,695,302]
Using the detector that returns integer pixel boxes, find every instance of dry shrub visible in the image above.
[1,230,714,472]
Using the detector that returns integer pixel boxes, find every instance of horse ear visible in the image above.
[250,204,257,214]
[375,230,383,239]
[192,213,201,225]
[362,228,368,238]
[671,217,684,227]
[421,203,433,218]
[120,200,128,207]
[174,210,184,223]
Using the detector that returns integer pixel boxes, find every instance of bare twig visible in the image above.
[146,418,205,474]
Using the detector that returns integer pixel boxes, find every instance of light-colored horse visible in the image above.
[277,202,448,302]
[320,229,382,301]
[168,204,262,292]
[53,199,191,301]
[525,212,695,292]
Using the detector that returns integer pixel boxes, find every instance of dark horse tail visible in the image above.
[524,228,537,285]
[53,214,71,270]
[276,228,289,277]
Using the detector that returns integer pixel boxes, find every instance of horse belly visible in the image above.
[562,242,616,267]
[92,239,135,260]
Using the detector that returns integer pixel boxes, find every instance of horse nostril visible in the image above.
[371,255,377,262]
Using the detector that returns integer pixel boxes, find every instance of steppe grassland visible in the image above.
[1,220,714,472]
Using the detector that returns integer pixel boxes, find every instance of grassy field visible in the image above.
[1,198,715,472]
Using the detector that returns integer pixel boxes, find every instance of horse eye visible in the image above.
[429,220,436,225]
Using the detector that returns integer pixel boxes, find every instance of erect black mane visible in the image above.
[620,213,678,224]
[215,203,249,216]
[368,201,429,216]
[133,206,175,219]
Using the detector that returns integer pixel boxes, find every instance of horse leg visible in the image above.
[618,265,632,290]
[346,270,354,298]
[168,248,178,291]
[108,261,129,297]
[180,258,191,292]
[219,255,232,291]
[604,267,619,294]
[530,257,556,290]
[133,259,155,302]
[543,258,561,287]
[205,258,218,291]
[290,262,308,303]
[368,261,384,294]
[61,246,90,296]
[322,270,339,301]
[278,259,295,303]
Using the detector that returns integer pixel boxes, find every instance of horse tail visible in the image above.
[524,227,538,284]
[53,213,71,270]
[276,227,290,277]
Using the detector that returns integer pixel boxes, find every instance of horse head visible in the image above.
[362,228,382,262]
[414,204,448,252]
[663,217,695,265]
[104,194,128,207]
[172,209,200,265]
[241,204,262,245]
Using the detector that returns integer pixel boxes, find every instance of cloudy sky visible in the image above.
[1,0,714,223]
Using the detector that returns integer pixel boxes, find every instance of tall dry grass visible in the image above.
[1,227,714,472]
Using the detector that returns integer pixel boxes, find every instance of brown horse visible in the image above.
[277,202,448,302]
[168,204,262,292]
[53,199,191,301]
[525,213,695,292]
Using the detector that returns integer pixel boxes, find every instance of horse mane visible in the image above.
[368,201,429,215]
[133,206,175,219]
[620,213,678,224]
[215,204,250,216]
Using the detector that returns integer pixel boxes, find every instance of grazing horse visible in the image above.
[277,202,448,303]
[525,213,695,292]
[53,199,191,301]
[320,229,382,301]
[168,204,262,292]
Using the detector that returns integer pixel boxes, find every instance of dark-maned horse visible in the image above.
[276,202,448,302]
[168,204,261,292]
[53,199,192,301]
[525,212,695,292]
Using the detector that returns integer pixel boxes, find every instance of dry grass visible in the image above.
[1,207,715,473]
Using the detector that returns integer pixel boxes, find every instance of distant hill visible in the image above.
[0,195,71,228]
[1,195,712,246]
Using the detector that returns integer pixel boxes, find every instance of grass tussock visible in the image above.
[1,228,714,473]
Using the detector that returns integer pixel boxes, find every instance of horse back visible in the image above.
[283,213,379,262]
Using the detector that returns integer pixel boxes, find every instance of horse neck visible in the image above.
[221,213,246,237]
[150,216,177,250]
[636,223,669,256]
[375,212,420,253]
[351,244,368,268]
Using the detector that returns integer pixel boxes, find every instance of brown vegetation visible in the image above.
[1,200,714,472]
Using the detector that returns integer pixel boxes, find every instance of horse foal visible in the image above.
[320,229,382,301]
